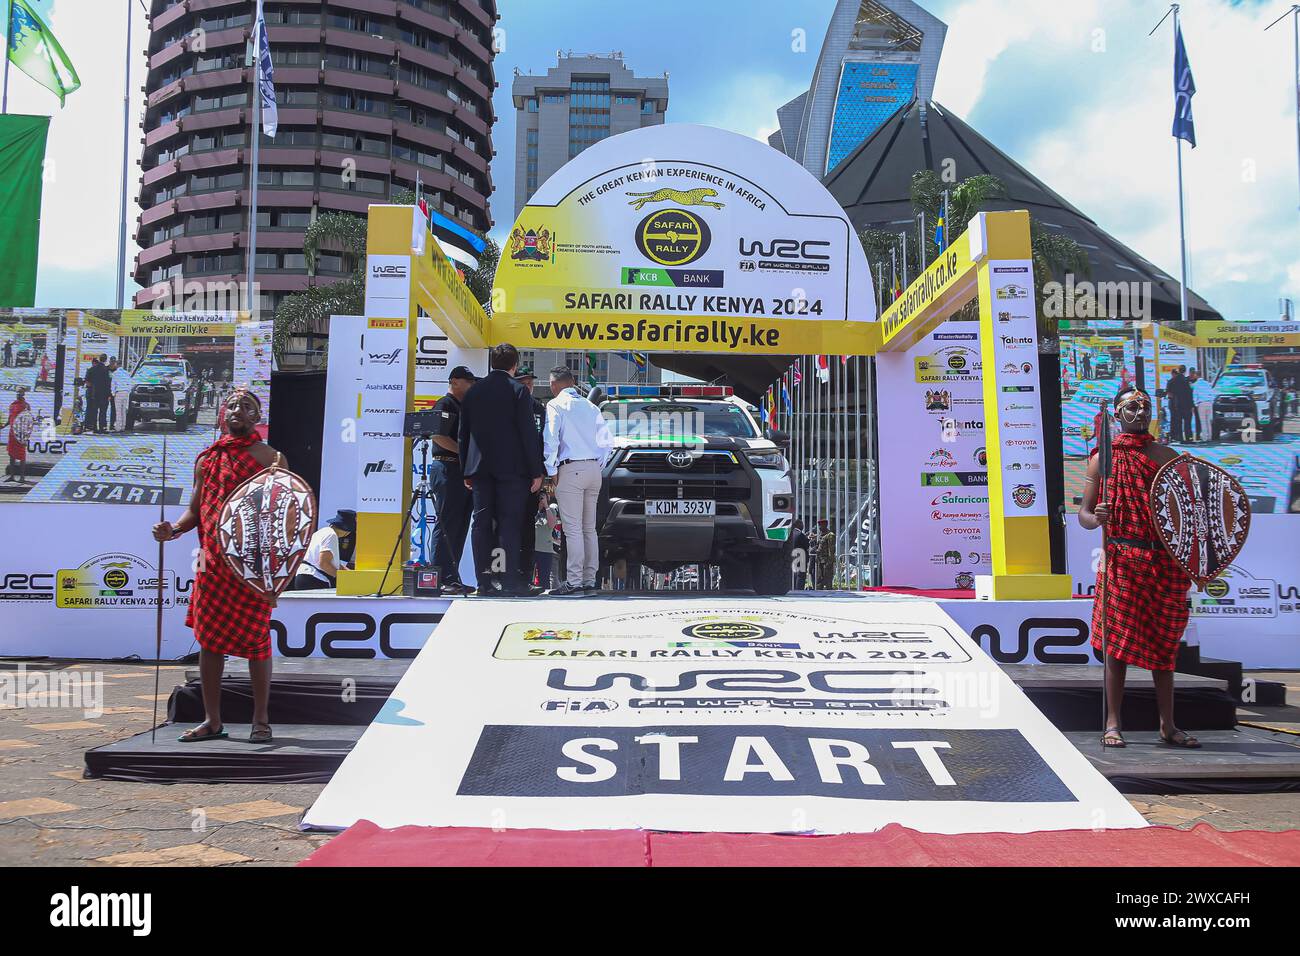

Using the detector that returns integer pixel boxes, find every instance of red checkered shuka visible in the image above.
[185,433,273,660]
[1091,432,1191,671]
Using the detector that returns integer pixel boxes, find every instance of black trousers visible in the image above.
[519,488,541,586]
[470,475,527,587]
[291,574,332,591]
[431,459,472,584]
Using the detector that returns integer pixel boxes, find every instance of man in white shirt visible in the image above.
[110,361,133,433]
[543,367,613,595]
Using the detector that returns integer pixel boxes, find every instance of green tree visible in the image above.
[857,170,1090,347]
[273,188,498,364]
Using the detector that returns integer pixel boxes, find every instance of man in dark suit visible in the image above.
[83,355,112,433]
[458,344,546,595]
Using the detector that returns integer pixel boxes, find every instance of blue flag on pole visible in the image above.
[1172,23,1196,148]
[254,0,277,138]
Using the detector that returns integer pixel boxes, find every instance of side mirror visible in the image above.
[768,428,791,447]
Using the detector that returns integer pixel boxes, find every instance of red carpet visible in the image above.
[300,822,1300,867]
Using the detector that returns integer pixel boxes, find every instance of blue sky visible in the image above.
[13,0,1300,321]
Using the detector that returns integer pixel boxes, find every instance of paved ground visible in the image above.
[0,661,331,866]
[0,660,1297,866]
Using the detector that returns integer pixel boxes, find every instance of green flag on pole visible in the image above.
[0,114,50,306]
[586,352,598,387]
[7,0,81,106]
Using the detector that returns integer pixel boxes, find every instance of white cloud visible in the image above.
[936,0,1300,320]
[934,0,1103,115]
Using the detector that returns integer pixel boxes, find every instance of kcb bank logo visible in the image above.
[636,209,711,266]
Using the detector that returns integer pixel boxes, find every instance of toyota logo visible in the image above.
[666,450,694,469]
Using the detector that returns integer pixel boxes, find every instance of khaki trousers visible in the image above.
[554,459,601,587]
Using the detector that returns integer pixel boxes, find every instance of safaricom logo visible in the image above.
[931,493,989,506]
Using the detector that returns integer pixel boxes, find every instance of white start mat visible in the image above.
[302,598,1145,834]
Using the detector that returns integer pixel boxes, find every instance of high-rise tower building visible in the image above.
[133,0,499,359]
[511,52,668,218]
[770,0,945,177]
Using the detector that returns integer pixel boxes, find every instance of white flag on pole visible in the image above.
[254,0,277,138]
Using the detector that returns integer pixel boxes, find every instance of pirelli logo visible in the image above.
[368,318,407,330]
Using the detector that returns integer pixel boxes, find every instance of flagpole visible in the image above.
[900,232,909,288]
[2,0,12,114]
[245,28,261,314]
[116,0,132,309]
[1174,5,1190,325]
[1266,5,1300,209]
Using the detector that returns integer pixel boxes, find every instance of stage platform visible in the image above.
[84,724,362,784]
[1068,728,1300,794]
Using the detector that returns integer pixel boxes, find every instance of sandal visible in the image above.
[178,722,227,743]
[1101,727,1126,748]
[1160,728,1201,749]
[249,723,273,744]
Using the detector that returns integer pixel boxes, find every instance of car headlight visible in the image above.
[746,450,786,469]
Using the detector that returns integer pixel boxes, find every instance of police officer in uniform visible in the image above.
[429,366,476,595]
[515,367,547,594]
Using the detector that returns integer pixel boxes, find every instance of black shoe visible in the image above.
[442,581,471,596]
[549,583,584,597]
[496,583,534,597]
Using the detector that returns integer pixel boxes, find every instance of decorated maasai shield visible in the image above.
[218,465,317,601]
[1149,454,1250,589]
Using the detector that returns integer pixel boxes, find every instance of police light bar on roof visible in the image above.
[603,385,734,399]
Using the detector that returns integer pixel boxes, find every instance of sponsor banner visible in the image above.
[986,260,1048,518]
[303,598,1143,834]
[492,124,876,355]
[1067,515,1300,668]
[878,314,990,589]
[356,319,408,514]
[2,309,269,507]
[321,316,482,574]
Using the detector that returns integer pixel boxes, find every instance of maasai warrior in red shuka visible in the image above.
[154,388,282,743]
[1079,386,1199,751]
[5,386,32,485]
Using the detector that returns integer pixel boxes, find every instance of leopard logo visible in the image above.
[625,187,725,210]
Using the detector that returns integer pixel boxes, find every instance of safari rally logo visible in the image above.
[635,208,711,266]
[56,552,174,609]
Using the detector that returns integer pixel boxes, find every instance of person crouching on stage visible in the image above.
[1078,386,1199,750]
[152,388,282,744]
[293,510,355,591]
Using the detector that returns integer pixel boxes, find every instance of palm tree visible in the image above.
[273,187,498,364]
[858,170,1089,347]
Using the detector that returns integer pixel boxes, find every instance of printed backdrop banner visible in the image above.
[303,598,1143,834]
[2,309,269,507]
[492,124,877,356]
[1059,320,1299,516]
[877,309,990,590]
[0,501,453,659]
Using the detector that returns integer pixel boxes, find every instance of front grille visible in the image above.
[620,451,740,475]
[622,478,749,502]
